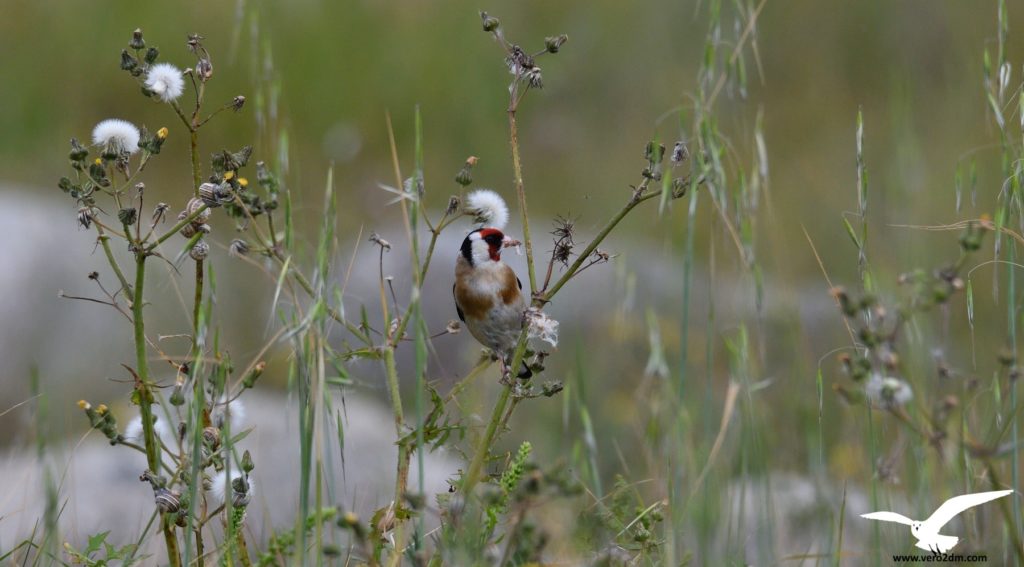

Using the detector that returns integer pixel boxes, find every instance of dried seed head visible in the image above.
[77,207,94,229]
[196,58,213,80]
[446,320,462,334]
[523,67,543,88]
[446,195,461,216]
[189,240,210,261]
[229,238,250,257]
[130,29,146,50]
[232,95,246,111]
[369,232,391,251]
[671,141,689,163]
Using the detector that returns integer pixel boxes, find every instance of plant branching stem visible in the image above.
[508,110,538,293]
[132,256,182,567]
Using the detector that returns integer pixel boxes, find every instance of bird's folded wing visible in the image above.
[861,511,914,525]
[924,490,1015,531]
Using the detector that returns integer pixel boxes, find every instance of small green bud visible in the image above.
[481,12,500,32]
[644,141,665,164]
[454,156,477,186]
[144,46,159,64]
[241,450,255,473]
[544,34,568,53]
[170,385,186,406]
[69,138,89,161]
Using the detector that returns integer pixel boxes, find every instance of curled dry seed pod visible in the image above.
[154,487,181,513]
[190,240,210,261]
[231,475,253,507]
[197,223,212,235]
[229,238,250,257]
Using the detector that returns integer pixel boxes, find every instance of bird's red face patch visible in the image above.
[478,228,504,262]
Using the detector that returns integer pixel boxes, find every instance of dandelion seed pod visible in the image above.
[190,240,210,261]
[187,197,211,222]
[154,487,181,513]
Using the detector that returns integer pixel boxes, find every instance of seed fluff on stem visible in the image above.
[144,63,185,103]
[92,119,141,155]
[464,188,509,229]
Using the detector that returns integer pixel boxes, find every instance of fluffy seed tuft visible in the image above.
[92,119,141,155]
[465,189,509,230]
[144,63,185,103]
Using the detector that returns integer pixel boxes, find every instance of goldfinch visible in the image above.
[453,227,532,378]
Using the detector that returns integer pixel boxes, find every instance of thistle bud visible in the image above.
[120,50,138,71]
[644,141,666,165]
[69,138,89,162]
[130,29,146,50]
[481,12,500,32]
[241,450,255,473]
[242,360,264,389]
[544,34,568,53]
[190,240,210,261]
[454,156,477,187]
[170,384,186,406]
[144,47,160,64]
[118,207,138,226]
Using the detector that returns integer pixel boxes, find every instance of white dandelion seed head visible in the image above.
[525,307,559,348]
[145,63,185,103]
[209,470,253,505]
[92,119,140,155]
[124,414,176,444]
[465,189,509,230]
[866,374,913,408]
[211,396,245,432]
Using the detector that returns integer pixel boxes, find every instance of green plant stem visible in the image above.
[542,181,656,301]
[94,224,132,296]
[508,110,538,293]
[192,259,204,346]
[235,531,253,567]
[384,347,410,502]
[190,130,201,195]
[132,255,182,567]
[147,204,209,251]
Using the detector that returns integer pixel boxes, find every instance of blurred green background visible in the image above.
[4,0,1024,560]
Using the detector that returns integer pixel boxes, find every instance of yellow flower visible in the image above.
[77,399,90,410]
[96,404,108,415]
[94,158,102,165]
[238,177,248,188]
[224,170,235,181]
[157,127,169,140]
